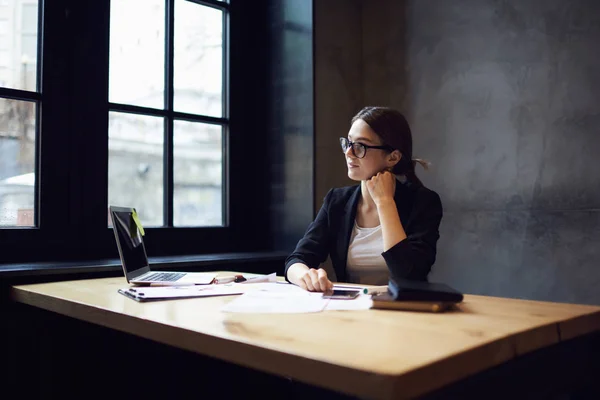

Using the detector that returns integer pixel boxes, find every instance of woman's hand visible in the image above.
[366,170,396,207]
[297,268,333,292]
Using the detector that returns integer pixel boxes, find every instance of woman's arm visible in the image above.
[367,171,443,281]
[376,198,407,252]
[381,190,443,280]
[366,171,407,252]
[284,189,335,290]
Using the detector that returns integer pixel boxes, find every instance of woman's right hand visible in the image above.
[287,263,333,292]
[298,268,333,292]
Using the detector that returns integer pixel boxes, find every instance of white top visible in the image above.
[346,221,389,285]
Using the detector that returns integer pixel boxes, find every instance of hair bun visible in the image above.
[412,158,431,170]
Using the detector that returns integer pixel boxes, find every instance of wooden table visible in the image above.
[9,273,600,399]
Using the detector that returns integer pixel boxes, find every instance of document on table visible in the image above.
[241,272,277,284]
[118,284,244,302]
[221,282,374,313]
[221,289,327,313]
[324,295,374,311]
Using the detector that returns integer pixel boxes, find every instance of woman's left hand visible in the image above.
[366,170,396,207]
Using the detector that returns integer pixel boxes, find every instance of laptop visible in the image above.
[109,205,216,286]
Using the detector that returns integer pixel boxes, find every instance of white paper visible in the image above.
[120,284,244,300]
[221,283,375,313]
[324,295,374,311]
[249,282,308,293]
[221,290,327,313]
[241,272,277,284]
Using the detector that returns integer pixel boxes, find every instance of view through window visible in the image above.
[0,0,38,227]
[108,0,227,228]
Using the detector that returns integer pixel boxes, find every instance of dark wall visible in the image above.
[312,0,362,279]
[267,0,315,252]
[359,0,600,304]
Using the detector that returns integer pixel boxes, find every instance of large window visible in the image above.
[108,0,228,227]
[0,0,39,227]
[0,0,273,264]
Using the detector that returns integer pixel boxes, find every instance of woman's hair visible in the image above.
[351,106,429,186]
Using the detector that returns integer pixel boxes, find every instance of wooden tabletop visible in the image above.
[10,273,600,400]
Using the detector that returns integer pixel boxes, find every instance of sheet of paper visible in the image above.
[324,295,374,311]
[221,290,327,313]
[248,282,308,293]
[221,282,375,313]
[241,272,277,284]
[120,284,244,300]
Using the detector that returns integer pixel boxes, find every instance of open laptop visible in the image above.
[109,205,216,286]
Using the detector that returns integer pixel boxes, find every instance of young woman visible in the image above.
[285,106,443,292]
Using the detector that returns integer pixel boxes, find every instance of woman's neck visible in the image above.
[359,181,377,211]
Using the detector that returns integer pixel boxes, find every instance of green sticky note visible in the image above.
[131,209,145,237]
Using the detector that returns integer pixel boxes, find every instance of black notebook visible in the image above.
[371,277,463,313]
[387,277,464,303]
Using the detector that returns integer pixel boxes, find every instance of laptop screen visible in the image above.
[110,207,149,277]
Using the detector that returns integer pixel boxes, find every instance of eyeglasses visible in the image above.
[339,137,393,159]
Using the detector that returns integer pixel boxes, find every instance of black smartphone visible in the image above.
[322,289,361,300]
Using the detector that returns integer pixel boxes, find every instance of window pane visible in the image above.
[0,98,36,227]
[21,34,36,61]
[109,0,164,108]
[174,1,223,117]
[0,20,8,45]
[0,0,39,91]
[109,112,163,227]
[21,4,37,33]
[173,120,222,227]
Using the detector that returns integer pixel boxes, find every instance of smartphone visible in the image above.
[322,289,361,300]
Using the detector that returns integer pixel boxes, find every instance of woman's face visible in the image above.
[344,119,400,181]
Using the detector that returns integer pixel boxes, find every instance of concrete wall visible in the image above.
[315,0,600,304]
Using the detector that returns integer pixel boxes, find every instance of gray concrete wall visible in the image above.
[315,0,600,304]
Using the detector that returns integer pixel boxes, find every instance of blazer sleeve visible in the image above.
[381,189,443,281]
[284,189,334,282]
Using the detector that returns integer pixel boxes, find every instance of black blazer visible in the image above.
[284,179,443,283]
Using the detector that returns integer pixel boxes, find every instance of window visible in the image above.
[0,0,39,227]
[108,0,229,228]
[0,0,276,264]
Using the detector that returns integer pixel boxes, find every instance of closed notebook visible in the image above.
[371,277,463,313]
[371,293,455,313]
[387,277,464,303]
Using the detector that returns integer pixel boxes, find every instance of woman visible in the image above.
[285,106,443,292]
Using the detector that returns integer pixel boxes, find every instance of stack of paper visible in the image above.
[118,284,244,302]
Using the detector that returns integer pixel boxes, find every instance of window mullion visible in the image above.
[164,0,175,227]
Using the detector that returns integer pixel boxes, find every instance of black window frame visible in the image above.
[0,0,272,265]
[108,0,230,228]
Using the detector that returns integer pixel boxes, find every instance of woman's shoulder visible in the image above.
[411,183,443,210]
[414,183,440,199]
[329,184,360,196]
[322,184,360,206]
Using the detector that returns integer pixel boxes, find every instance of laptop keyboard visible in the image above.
[139,272,186,282]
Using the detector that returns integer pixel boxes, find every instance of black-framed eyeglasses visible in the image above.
[339,137,393,159]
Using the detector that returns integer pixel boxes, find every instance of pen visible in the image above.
[214,274,245,284]
[362,286,389,295]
